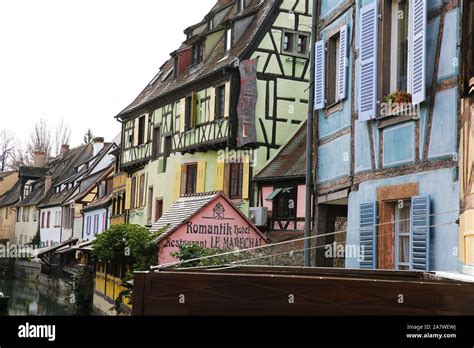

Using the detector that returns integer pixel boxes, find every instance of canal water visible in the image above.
[0,278,91,316]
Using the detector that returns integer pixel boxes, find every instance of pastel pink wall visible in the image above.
[157,196,266,265]
[297,184,306,217]
[261,186,273,210]
[261,184,309,231]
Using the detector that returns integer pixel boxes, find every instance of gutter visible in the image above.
[304,0,319,267]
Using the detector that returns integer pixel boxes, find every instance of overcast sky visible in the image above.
[0,0,215,148]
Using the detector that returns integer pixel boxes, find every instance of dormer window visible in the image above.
[173,56,179,78]
[225,28,232,51]
[192,42,203,65]
[23,184,31,198]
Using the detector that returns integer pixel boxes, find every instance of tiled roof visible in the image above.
[38,145,93,208]
[117,0,277,118]
[150,192,220,238]
[150,192,268,244]
[82,194,112,213]
[254,121,307,181]
[0,181,20,207]
[19,166,48,179]
[17,180,45,207]
[0,171,15,180]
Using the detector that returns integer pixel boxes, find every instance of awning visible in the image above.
[265,188,282,201]
[265,187,293,201]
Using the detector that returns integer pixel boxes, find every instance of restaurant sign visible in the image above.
[158,196,266,264]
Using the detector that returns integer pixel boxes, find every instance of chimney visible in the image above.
[92,137,104,157]
[44,173,52,195]
[33,151,46,167]
[60,144,70,157]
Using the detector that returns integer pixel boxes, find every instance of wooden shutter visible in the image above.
[196,161,207,193]
[124,178,131,210]
[179,98,186,132]
[215,161,225,191]
[314,40,325,110]
[173,165,182,201]
[242,155,250,200]
[209,88,216,121]
[337,25,348,101]
[133,118,139,146]
[358,2,378,122]
[224,81,231,117]
[410,196,430,271]
[144,114,149,143]
[180,164,187,195]
[359,202,377,269]
[410,0,427,105]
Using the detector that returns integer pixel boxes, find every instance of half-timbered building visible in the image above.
[115,0,313,227]
[312,0,471,274]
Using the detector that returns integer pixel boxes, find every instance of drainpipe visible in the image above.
[304,0,319,267]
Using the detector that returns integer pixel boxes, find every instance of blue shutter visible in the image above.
[337,24,348,101]
[314,40,325,110]
[410,196,430,271]
[360,202,377,269]
[410,0,427,105]
[358,2,378,122]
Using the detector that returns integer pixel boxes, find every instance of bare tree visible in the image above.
[53,119,72,156]
[11,145,30,169]
[0,130,15,172]
[83,128,94,144]
[26,118,52,161]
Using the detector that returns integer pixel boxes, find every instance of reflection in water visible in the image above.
[0,279,86,316]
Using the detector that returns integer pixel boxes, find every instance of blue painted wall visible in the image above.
[318,134,351,183]
[437,9,460,81]
[346,168,460,271]
[383,122,416,167]
[318,6,353,140]
[428,88,458,160]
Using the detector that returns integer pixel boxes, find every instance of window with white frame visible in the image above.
[356,0,427,121]
[394,200,411,270]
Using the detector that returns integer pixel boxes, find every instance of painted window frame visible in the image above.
[326,29,342,107]
[229,162,244,199]
[379,0,416,108]
[182,163,198,195]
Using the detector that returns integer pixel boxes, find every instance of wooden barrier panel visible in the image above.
[132,266,474,316]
